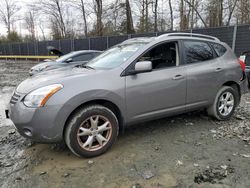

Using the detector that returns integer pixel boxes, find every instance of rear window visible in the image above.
[210,43,227,57]
[183,40,214,64]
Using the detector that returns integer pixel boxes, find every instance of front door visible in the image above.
[125,41,187,123]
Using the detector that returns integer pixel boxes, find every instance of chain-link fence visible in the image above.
[0,24,250,56]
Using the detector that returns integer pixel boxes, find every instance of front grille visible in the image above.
[10,92,21,105]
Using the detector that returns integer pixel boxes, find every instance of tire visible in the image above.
[65,105,119,158]
[207,86,238,120]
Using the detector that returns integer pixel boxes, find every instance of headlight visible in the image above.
[23,84,63,107]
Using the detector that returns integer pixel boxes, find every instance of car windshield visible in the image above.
[55,52,76,63]
[85,42,147,69]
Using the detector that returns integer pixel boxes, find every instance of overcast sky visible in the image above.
[0,0,185,39]
[0,0,52,38]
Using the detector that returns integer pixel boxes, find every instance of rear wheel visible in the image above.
[65,105,119,157]
[207,86,238,120]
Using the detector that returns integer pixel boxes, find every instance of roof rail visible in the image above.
[158,32,220,42]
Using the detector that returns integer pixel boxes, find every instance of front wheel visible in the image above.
[207,86,238,120]
[65,105,119,158]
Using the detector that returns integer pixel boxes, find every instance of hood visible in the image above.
[16,67,96,94]
[35,64,77,75]
[31,61,58,70]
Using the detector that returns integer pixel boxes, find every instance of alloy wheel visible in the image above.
[218,91,234,116]
[77,115,112,151]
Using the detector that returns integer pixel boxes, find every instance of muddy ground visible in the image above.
[0,60,249,188]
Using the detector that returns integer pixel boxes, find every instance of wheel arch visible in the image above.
[222,81,241,105]
[63,99,124,137]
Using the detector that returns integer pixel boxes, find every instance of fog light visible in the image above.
[23,128,32,137]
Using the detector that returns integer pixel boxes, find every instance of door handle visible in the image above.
[172,74,184,80]
[215,68,223,72]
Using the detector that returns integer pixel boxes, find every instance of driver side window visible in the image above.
[138,41,178,69]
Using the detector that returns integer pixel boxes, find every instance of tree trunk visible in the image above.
[226,0,238,26]
[126,0,135,34]
[145,0,149,32]
[218,0,223,26]
[190,0,195,29]
[180,0,184,30]
[95,0,103,36]
[55,0,66,37]
[169,0,173,30]
[184,0,207,28]
[154,0,158,32]
[80,0,88,37]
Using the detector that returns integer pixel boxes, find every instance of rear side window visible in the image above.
[210,43,227,57]
[183,40,214,64]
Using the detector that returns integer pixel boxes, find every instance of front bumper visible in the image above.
[7,94,64,143]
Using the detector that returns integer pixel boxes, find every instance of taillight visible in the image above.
[239,59,246,71]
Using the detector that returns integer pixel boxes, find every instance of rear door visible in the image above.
[182,40,224,109]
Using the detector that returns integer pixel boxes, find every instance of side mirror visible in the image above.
[65,58,73,63]
[128,61,152,75]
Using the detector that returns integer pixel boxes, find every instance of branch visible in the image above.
[184,0,207,28]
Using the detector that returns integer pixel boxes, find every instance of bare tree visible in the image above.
[206,0,224,27]
[36,0,67,38]
[145,0,150,32]
[226,0,238,26]
[24,11,36,40]
[126,0,135,34]
[180,0,189,30]
[236,0,250,24]
[179,0,184,30]
[184,0,207,28]
[38,20,46,41]
[70,0,89,37]
[152,0,158,32]
[94,0,103,36]
[80,0,88,37]
[137,0,152,32]
[169,0,173,30]
[0,0,20,34]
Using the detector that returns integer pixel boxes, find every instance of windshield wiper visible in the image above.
[77,64,95,70]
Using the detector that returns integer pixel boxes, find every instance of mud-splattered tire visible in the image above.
[65,105,119,158]
[207,86,238,120]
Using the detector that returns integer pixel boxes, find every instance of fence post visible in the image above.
[27,43,29,55]
[4,45,6,55]
[59,39,61,51]
[19,43,21,55]
[232,25,237,52]
[9,44,12,55]
[106,36,109,49]
[72,38,75,51]
[36,41,38,56]
[88,38,91,50]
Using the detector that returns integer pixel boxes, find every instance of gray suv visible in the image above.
[6,33,248,157]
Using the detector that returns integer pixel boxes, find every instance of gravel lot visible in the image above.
[0,60,250,188]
